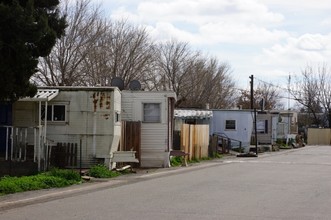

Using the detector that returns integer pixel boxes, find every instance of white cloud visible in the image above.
[199,22,288,44]
[146,22,197,43]
[96,0,331,90]
[108,0,290,47]
[136,0,284,25]
[296,34,326,51]
[258,33,331,69]
[260,0,331,10]
[321,18,331,27]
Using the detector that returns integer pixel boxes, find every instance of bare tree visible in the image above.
[152,40,236,108]
[84,20,156,88]
[152,40,200,105]
[33,0,107,86]
[317,65,331,127]
[32,0,237,110]
[237,82,283,110]
[291,65,325,126]
[182,58,236,108]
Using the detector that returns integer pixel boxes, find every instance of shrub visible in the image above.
[0,169,82,195]
[89,164,121,178]
[0,176,23,195]
[170,156,183,167]
[46,168,81,183]
[189,158,200,163]
[213,152,223,158]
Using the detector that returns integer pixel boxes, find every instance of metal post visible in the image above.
[288,74,291,136]
[5,127,9,160]
[80,139,82,176]
[250,75,254,109]
[38,101,41,172]
[11,127,14,160]
[254,108,258,156]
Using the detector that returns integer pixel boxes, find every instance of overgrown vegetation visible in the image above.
[170,153,223,167]
[0,165,131,196]
[0,168,81,196]
[170,156,183,167]
[88,164,121,178]
[213,152,223,159]
[276,139,293,149]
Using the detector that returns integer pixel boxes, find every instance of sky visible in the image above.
[92,0,331,92]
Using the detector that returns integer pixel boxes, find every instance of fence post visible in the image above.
[80,139,82,175]
[5,127,9,160]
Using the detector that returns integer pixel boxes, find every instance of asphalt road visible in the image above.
[1,145,331,220]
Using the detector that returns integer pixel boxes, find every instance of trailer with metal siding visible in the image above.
[121,90,176,168]
[12,87,121,168]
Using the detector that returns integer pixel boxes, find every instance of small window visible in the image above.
[115,112,120,122]
[257,120,268,133]
[225,120,236,130]
[143,103,160,123]
[41,104,66,122]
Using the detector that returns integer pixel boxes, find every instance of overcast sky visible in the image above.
[93,0,331,90]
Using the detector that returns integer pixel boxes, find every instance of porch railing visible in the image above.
[0,125,54,171]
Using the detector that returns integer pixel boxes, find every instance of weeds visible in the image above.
[0,169,82,196]
[88,164,121,178]
[170,156,183,167]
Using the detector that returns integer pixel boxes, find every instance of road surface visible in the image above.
[1,145,331,220]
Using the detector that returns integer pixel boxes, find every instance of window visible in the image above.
[257,120,268,133]
[225,120,236,130]
[41,104,66,122]
[115,112,120,122]
[143,103,161,123]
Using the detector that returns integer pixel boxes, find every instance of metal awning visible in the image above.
[19,89,59,102]
[174,109,213,119]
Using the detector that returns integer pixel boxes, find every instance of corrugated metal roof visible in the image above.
[174,109,213,119]
[19,89,59,102]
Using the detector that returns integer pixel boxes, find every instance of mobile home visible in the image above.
[121,90,176,168]
[210,109,254,151]
[12,86,121,168]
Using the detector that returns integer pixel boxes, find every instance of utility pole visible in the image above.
[238,75,258,157]
[249,75,254,109]
[288,74,291,136]
[249,75,258,156]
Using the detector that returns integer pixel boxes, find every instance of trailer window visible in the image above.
[143,103,161,123]
[225,120,236,130]
[41,104,66,122]
[257,120,268,133]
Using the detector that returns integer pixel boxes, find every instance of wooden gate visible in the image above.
[120,121,141,167]
[181,124,209,160]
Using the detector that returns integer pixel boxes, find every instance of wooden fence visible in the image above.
[120,121,141,167]
[307,128,331,145]
[50,143,78,168]
[180,124,209,160]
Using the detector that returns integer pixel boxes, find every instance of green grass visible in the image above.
[0,168,82,196]
[88,164,121,178]
[171,153,223,167]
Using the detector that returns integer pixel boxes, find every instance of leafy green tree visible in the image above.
[0,0,66,101]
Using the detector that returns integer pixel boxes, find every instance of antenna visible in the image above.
[111,77,124,90]
[129,80,141,90]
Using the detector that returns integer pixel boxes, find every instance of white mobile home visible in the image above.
[254,111,279,145]
[210,110,254,151]
[121,90,176,168]
[13,86,121,168]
